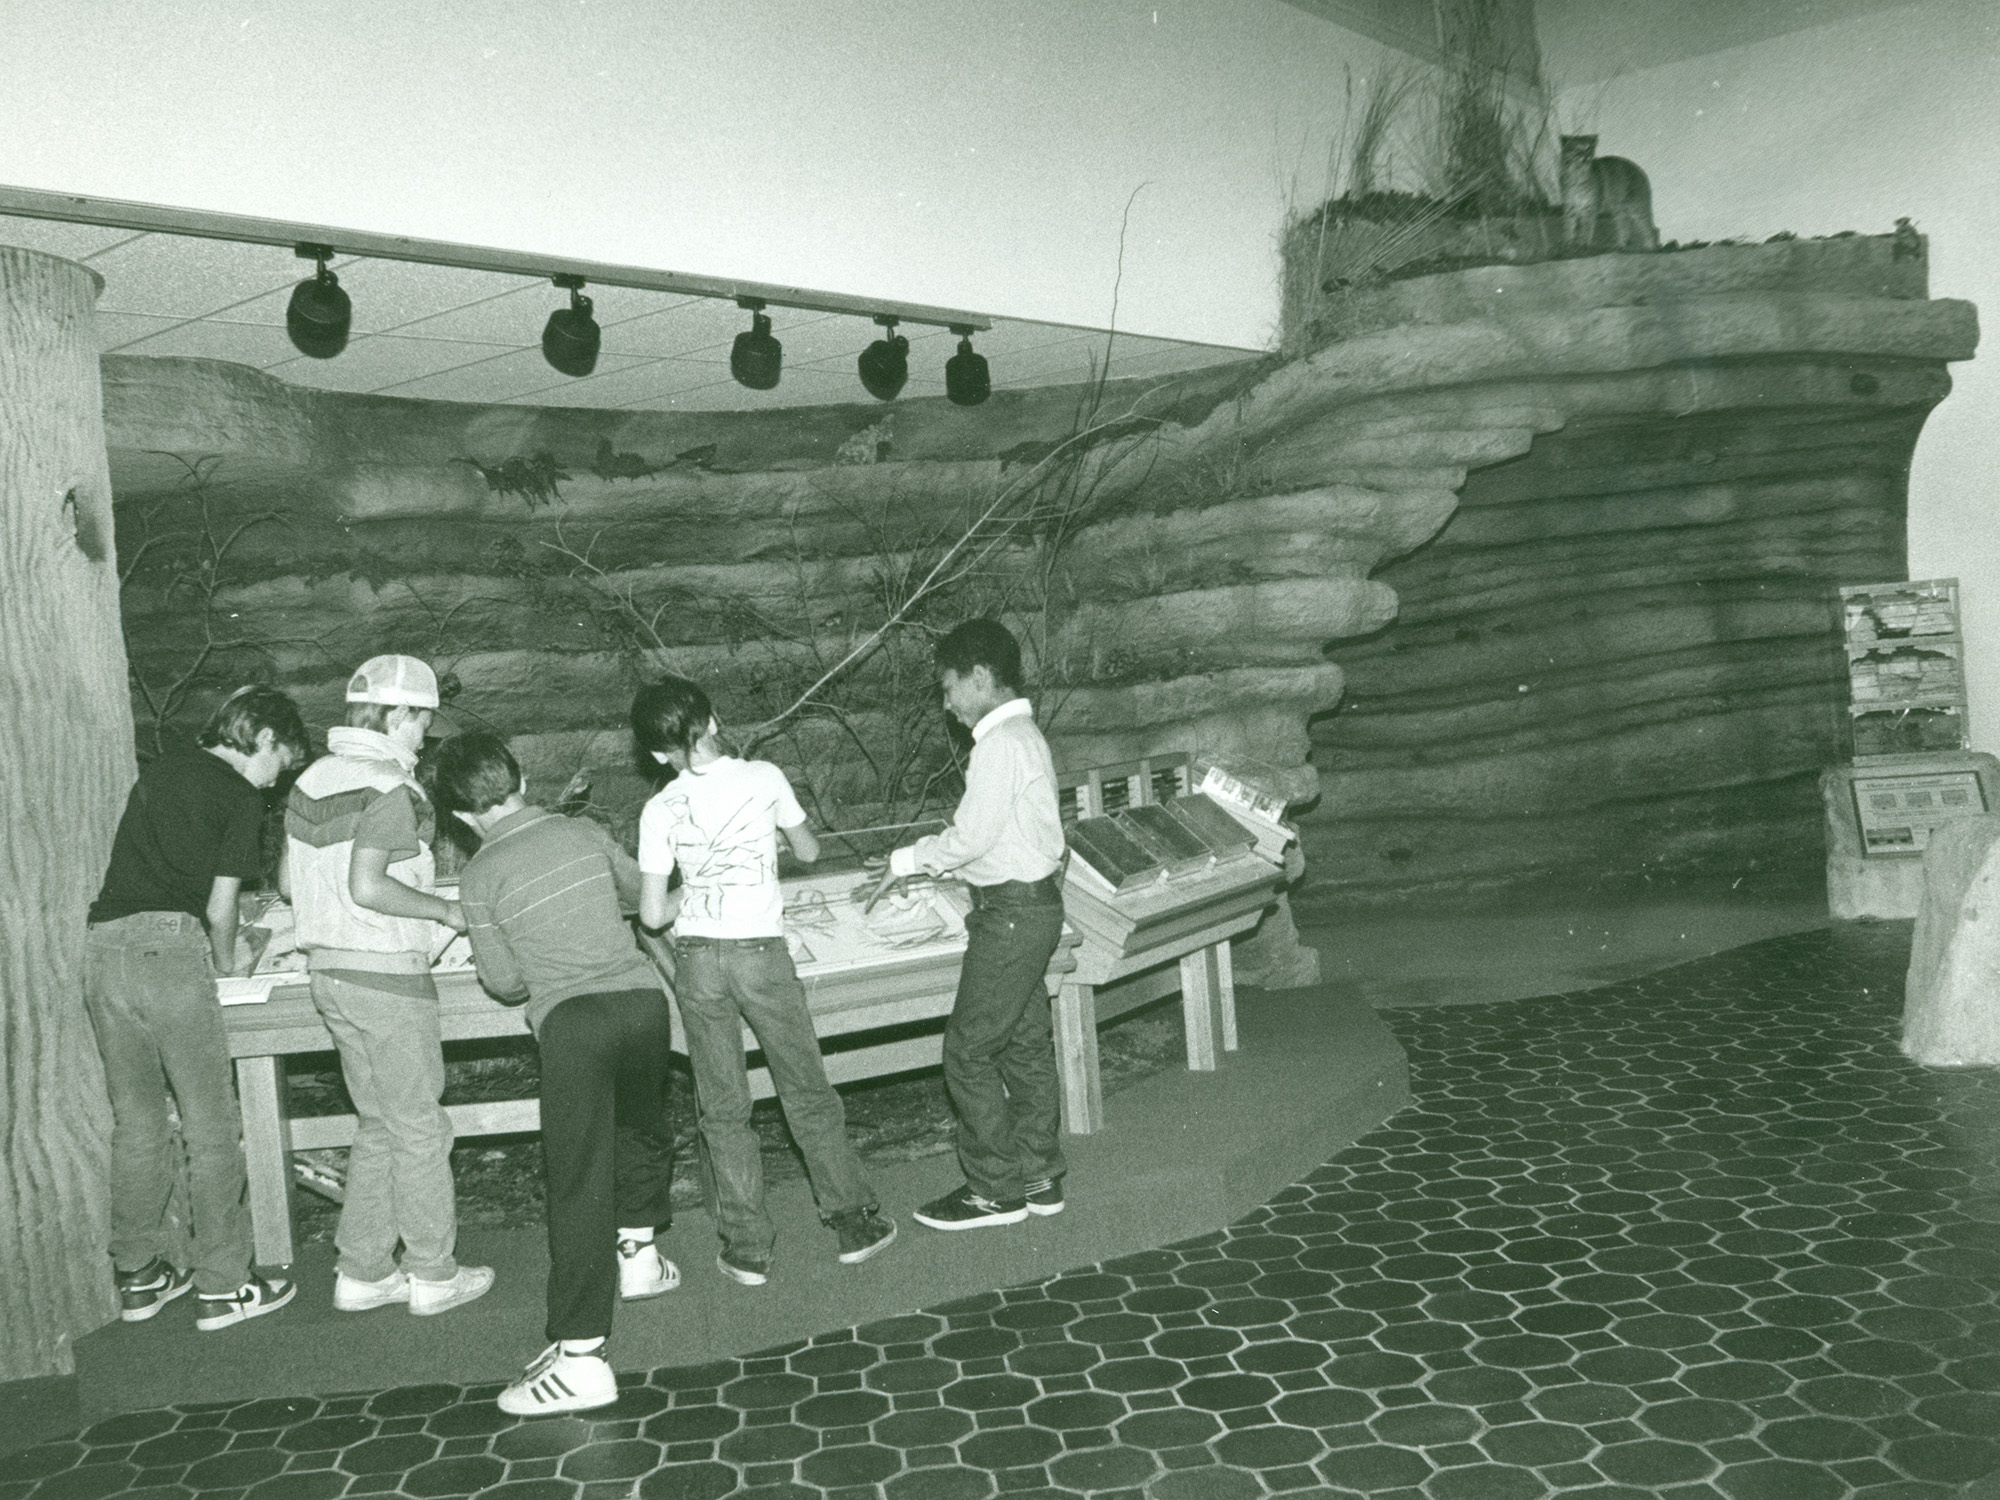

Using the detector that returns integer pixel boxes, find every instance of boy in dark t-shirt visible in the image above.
[84,686,310,1330]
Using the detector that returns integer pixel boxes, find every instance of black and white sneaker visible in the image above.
[830,1208,898,1265]
[195,1275,296,1332]
[116,1258,195,1323]
[716,1248,771,1287]
[912,1183,1029,1231]
[1024,1176,1066,1217]
[498,1343,618,1416]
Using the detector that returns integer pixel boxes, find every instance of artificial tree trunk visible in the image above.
[0,245,132,1378]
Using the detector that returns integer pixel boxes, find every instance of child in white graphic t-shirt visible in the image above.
[632,676,896,1285]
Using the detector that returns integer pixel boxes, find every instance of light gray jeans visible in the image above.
[309,969,459,1283]
[675,936,874,1259]
[84,911,252,1296]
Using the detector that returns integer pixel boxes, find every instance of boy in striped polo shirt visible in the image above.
[430,732,678,1417]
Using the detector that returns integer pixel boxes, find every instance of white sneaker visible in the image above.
[497,1343,619,1417]
[617,1239,680,1301]
[334,1269,411,1312]
[408,1264,495,1316]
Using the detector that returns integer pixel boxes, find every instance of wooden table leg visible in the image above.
[1217,938,1239,1052]
[1054,980,1103,1135]
[235,1055,297,1269]
[1180,945,1223,1071]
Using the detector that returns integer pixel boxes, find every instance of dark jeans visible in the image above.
[675,936,874,1259]
[538,987,677,1341]
[83,912,251,1296]
[945,880,1067,1202]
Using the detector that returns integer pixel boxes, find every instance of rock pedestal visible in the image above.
[1821,753,2000,920]
[1902,811,2000,1067]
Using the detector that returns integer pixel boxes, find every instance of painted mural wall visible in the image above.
[100,234,1972,925]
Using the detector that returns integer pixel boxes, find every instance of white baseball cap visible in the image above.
[346,654,441,709]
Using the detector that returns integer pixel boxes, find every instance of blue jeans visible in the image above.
[944,882,1067,1202]
[83,912,252,1296]
[675,936,874,1259]
[309,970,459,1284]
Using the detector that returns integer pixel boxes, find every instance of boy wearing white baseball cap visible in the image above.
[285,655,493,1316]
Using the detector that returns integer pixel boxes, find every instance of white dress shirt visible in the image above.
[891,698,1065,885]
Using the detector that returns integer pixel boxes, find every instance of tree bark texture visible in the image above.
[0,245,132,1378]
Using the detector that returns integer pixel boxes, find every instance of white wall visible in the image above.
[0,0,1403,350]
[1540,0,2000,749]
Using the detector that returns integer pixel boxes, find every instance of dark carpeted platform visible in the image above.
[9,924,2000,1499]
[55,982,1409,1424]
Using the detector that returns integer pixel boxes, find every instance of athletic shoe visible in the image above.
[618,1239,680,1300]
[912,1184,1029,1231]
[333,1268,412,1312]
[195,1275,296,1331]
[830,1209,898,1265]
[497,1343,619,1417]
[409,1264,496,1317]
[116,1258,195,1323]
[1024,1176,1066,1217]
[716,1248,771,1287]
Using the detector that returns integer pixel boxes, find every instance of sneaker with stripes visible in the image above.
[497,1343,619,1416]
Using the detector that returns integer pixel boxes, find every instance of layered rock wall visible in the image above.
[1293,240,1974,906]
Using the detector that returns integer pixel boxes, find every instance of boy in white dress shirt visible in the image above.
[874,620,1070,1230]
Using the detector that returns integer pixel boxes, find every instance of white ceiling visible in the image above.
[1,213,1260,414]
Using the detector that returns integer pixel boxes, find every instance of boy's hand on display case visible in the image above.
[861,858,904,914]
[442,900,469,935]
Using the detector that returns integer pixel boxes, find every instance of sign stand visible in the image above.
[1824,578,2000,918]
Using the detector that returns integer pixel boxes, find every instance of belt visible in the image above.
[968,874,1062,907]
[88,910,204,934]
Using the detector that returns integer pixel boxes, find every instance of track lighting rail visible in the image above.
[0,183,993,332]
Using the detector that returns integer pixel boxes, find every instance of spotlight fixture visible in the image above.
[541,275,601,376]
[857,315,910,401]
[286,243,350,359]
[730,298,782,390]
[945,325,991,406]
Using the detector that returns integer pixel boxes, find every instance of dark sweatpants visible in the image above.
[538,987,676,1342]
[942,880,1068,1201]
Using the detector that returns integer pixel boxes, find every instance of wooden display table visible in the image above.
[220,872,1077,1268]
[1053,853,1285,1133]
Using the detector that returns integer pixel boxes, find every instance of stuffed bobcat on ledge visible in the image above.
[1561,134,1660,253]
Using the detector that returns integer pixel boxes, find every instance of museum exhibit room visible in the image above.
[5,0,2000,1495]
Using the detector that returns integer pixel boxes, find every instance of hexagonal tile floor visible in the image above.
[7,923,2000,1500]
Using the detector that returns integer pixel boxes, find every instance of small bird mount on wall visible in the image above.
[590,437,661,482]
[588,437,721,481]
[453,452,571,509]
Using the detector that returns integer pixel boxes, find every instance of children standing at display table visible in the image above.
[428,733,678,1417]
[84,686,311,1330]
[632,676,897,1286]
[285,655,492,1317]
[872,620,1071,1231]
